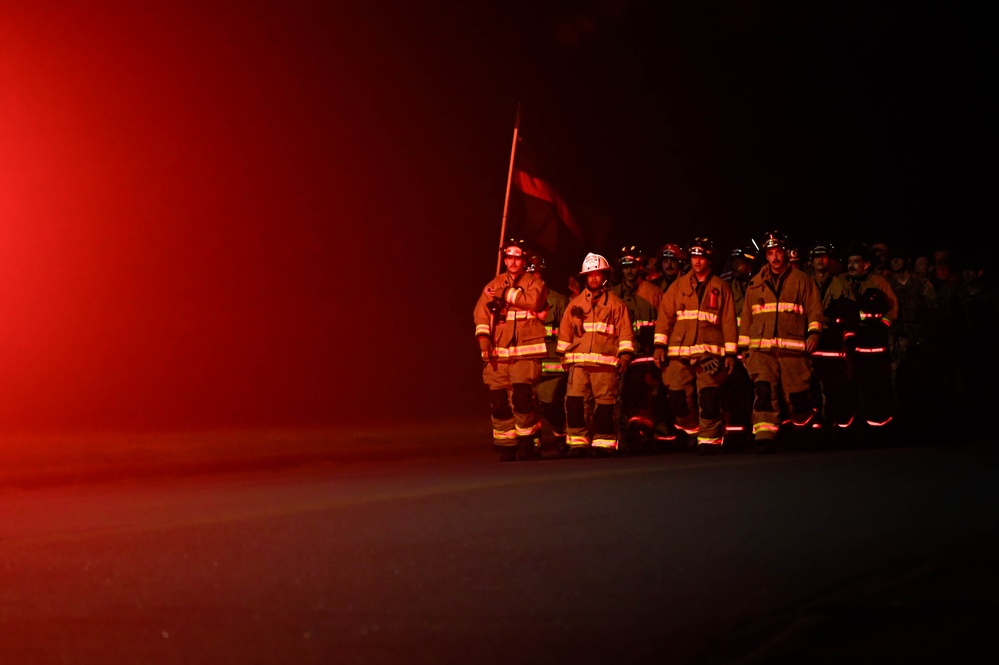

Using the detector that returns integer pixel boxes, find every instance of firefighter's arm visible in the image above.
[502,274,548,314]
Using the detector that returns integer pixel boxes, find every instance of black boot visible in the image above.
[516,436,541,461]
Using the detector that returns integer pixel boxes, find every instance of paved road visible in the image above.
[1,428,997,664]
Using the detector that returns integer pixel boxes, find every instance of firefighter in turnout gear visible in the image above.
[739,230,824,452]
[652,237,739,454]
[808,241,860,440]
[556,253,636,455]
[721,245,757,450]
[656,242,688,293]
[612,245,665,452]
[473,238,550,462]
[846,242,898,432]
[529,252,570,452]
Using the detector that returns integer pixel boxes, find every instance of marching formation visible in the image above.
[473,232,996,462]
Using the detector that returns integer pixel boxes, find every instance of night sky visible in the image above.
[0,1,985,432]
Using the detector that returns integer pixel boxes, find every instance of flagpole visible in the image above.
[496,103,522,276]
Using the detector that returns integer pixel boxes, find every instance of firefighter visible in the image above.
[887,244,937,430]
[652,236,739,454]
[556,253,636,456]
[739,230,824,453]
[808,241,859,442]
[722,245,758,451]
[529,252,570,453]
[845,242,899,437]
[655,242,688,293]
[611,245,665,451]
[473,238,550,462]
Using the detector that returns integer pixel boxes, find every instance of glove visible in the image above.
[699,355,721,375]
[478,337,493,361]
[618,353,633,375]
[724,356,736,375]
[569,305,586,337]
[486,297,504,314]
[653,347,667,369]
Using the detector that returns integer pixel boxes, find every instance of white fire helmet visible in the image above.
[580,252,611,275]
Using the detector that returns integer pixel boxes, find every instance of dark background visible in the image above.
[0,1,986,432]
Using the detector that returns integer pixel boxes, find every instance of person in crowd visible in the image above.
[738,230,824,453]
[887,245,938,428]
[556,253,635,456]
[653,237,739,454]
[954,252,997,435]
[473,238,550,461]
[655,242,688,293]
[807,241,859,442]
[528,252,570,454]
[721,246,758,450]
[845,242,899,438]
[611,245,666,452]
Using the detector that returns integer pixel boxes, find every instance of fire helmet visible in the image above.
[527,253,546,273]
[500,237,529,258]
[616,245,645,267]
[760,230,788,250]
[686,237,715,257]
[809,241,835,260]
[845,241,875,264]
[660,243,687,262]
[730,246,757,263]
[580,252,611,275]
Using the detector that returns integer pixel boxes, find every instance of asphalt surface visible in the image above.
[0,419,488,489]
[3,422,999,663]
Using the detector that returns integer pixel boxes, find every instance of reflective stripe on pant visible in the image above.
[483,359,542,444]
[565,364,620,447]
[662,359,729,442]
[745,351,813,440]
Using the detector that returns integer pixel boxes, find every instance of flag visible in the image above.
[498,107,614,285]
[509,139,584,255]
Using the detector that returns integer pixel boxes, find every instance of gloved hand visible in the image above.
[478,337,493,361]
[618,353,633,376]
[569,305,586,337]
[805,333,819,355]
[699,355,721,375]
[486,297,505,314]
[653,347,667,369]
[724,356,736,375]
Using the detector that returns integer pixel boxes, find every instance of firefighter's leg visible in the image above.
[510,359,542,460]
[591,367,622,451]
[695,368,726,453]
[483,362,517,460]
[565,366,593,454]
[746,352,780,449]
[665,360,698,431]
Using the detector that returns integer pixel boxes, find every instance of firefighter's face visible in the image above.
[504,253,526,276]
[586,271,607,291]
[620,262,641,285]
[811,255,830,272]
[766,247,788,272]
[689,254,711,277]
[847,255,868,276]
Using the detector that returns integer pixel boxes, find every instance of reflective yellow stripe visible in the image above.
[494,343,547,359]
[582,321,617,335]
[541,360,566,373]
[564,352,619,365]
[751,302,804,315]
[748,338,807,352]
[667,344,727,357]
[677,310,719,324]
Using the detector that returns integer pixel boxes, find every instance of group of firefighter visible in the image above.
[473,230,992,462]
